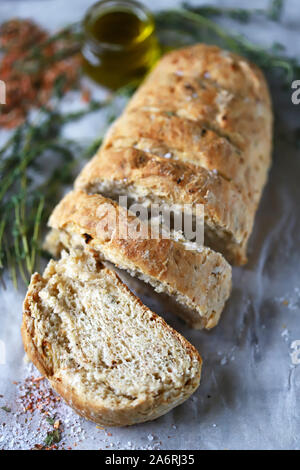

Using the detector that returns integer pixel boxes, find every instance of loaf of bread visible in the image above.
[22,251,202,426]
[22,43,273,427]
[75,44,272,264]
[45,190,232,330]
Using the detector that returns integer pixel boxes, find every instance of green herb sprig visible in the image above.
[181,0,284,23]
[1,406,11,413]
[155,1,299,83]
[44,429,61,446]
[0,86,133,288]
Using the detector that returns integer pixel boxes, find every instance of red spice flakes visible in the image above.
[81,87,91,103]
[19,374,60,415]
[0,18,81,129]
[0,364,89,450]
[33,444,44,450]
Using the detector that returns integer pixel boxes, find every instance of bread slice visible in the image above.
[22,250,202,426]
[102,109,249,191]
[45,190,232,330]
[74,146,251,264]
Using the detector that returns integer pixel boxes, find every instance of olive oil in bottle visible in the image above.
[82,0,160,89]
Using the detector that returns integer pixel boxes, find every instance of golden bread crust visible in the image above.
[75,44,272,264]
[75,146,251,262]
[22,262,202,426]
[47,190,232,329]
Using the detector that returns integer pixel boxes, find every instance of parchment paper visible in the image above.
[0,0,300,450]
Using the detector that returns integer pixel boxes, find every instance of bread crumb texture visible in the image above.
[22,251,202,426]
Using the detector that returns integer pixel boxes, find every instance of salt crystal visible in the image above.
[281,328,289,339]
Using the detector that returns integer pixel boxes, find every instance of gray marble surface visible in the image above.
[0,0,300,450]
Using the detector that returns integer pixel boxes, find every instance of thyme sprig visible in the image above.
[181,0,284,23]
[155,1,299,83]
[44,429,61,446]
[0,87,133,288]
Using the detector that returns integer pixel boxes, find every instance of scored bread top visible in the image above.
[46,190,232,330]
[142,44,271,101]
[22,251,202,426]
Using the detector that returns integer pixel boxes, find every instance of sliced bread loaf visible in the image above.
[45,190,232,330]
[75,44,272,265]
[22,250,202,426]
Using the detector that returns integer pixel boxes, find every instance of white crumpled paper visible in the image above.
[0,0,300,450]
